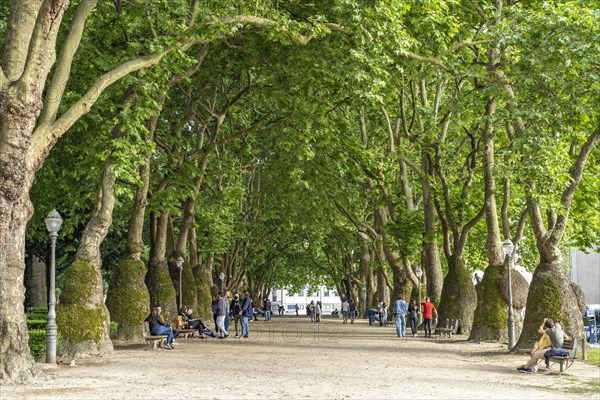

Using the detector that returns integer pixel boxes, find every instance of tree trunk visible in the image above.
[105,153,151,341]
[0,190,38,382]
[470,96,523,342]
[358,234,376,308]
[190,228,211,318]
[437,255,477,333]
[421,152,443,304]
[56,160,116,357]
[146,212,177,320]
[515,258,585,350]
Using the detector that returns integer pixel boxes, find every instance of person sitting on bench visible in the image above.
[147,305,175,350]
[180,306,209,339]
[517,318,563,373]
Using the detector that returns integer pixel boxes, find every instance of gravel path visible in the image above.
[3,316,599,399]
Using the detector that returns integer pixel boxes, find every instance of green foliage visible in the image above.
[28,330,48,361]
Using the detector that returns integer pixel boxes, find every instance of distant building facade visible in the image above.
[568,249,600,304]
[270,286,342,315]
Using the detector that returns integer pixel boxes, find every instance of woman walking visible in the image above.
[408,299,419,336]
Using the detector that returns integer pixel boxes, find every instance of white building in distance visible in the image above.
[270,286,342,315]
[568,249,600,304]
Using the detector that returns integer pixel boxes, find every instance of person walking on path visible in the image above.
[295,304,299,316]
[421,297,438,337]
[315,301,322,323]
[408,299,419,336]
[224,291,232,333]
[240,289,252,338]
[263,297,272,321]
[379,302,388,327]
[341,299,350,324]
[230,292,241,337]
[216,292,229,339]
[393,294,408,337]
[349,299,357,324]
[517,318,564,373]
[309,301,316,322]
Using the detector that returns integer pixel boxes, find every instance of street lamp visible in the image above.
[44,209,62,364]
[415,267,423,327]
[502,238,516,350]
[176,256,184,309]
[219,272,225,293]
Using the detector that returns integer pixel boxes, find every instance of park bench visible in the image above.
[177,328,195,338]
[142,321,168,349]
[544,332,577,373]
[437,319,460,338]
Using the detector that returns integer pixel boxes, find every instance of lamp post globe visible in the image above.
[44,209,62,364]
[502,239,516,350]
[176,256,184,309]
[415,267,423,327]
[219,272,225,293]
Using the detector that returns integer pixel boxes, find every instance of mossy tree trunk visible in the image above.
[106,144,152,340]
[437,255,477,333]
[57,158,117,357]
[470,91,513,342]
[106,92,156,341]
[516,124,599,349]
[190,228,212,318]
[470,265,508,340]
[146,211,177,320]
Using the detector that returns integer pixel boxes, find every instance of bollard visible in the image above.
[581,336,587,361]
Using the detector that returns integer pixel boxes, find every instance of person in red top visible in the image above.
[421,297,438,338]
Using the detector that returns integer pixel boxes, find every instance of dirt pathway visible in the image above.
[2,316,599,399]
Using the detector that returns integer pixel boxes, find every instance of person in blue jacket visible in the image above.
[393,294,409,337]
[240,289,253,338]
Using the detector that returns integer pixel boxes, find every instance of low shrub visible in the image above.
[27,319,47,330]
[109,322,118,339]
[28,329,47,360]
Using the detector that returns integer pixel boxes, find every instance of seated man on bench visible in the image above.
[181,306,212,339]
[518,318,563,373]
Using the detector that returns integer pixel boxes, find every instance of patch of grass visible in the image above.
[567,380,600,395]
[584,347,600,367]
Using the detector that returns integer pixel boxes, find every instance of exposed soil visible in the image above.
[2,316,599,399]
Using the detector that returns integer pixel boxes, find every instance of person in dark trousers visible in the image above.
[240,289,252,338]
[421,296,438,338]
[349,299,357,324]
[230,292,242,337]
[295,304,299,316]
[408,299,419,336]
[263,297,272,321]
[180,306,207,339]
[211,294,218,332]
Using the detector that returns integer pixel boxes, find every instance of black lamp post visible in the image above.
[45,209,62,364]
[502,239,516,349]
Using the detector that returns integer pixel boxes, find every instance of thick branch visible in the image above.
[2,0,43,81]
[29,37,202,170]
[551,123,600,245]
[39,0,98,125]
[18,0,69,93]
